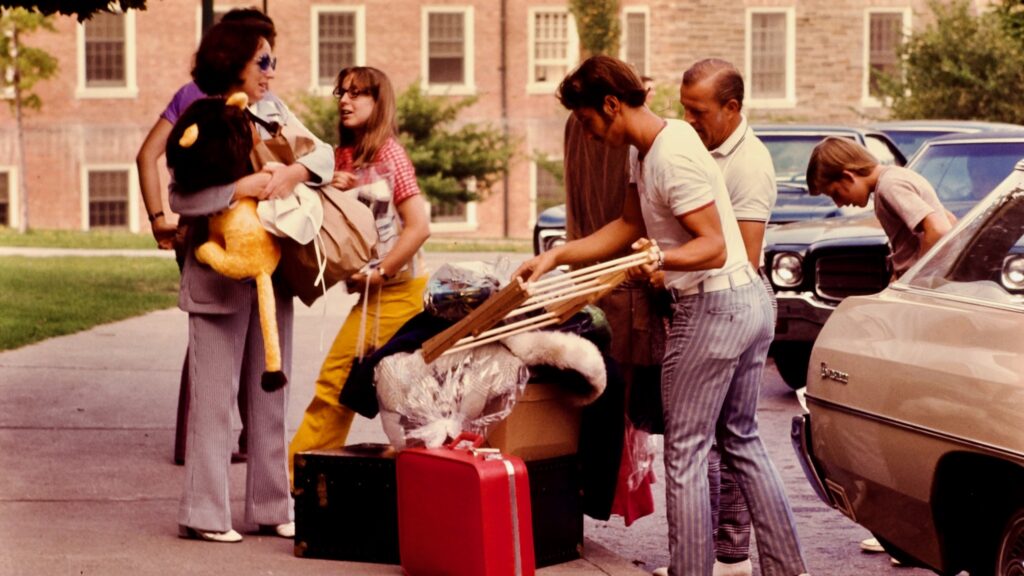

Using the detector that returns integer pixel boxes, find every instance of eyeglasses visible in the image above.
[333,86,373,99]
[255,54,277,72]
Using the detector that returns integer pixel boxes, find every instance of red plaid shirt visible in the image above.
[334,137,421,205]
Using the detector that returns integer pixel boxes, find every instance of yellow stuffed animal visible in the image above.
[167,92,287,391]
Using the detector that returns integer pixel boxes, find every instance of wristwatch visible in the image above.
[377,266,391,281]
[148,211,165,223]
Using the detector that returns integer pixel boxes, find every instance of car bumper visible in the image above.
[774,291,836,342]
[790,413,833,507]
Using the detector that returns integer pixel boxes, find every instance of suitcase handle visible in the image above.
[446,432,486,450]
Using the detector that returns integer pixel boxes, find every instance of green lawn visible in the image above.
[0,256,180,351]
[0,227,530,253]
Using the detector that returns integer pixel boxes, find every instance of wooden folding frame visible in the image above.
[420,246,660,363]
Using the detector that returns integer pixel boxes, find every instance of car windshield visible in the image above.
[759,135,828,183]
[910,141,1024,205]
[883,130,956,158]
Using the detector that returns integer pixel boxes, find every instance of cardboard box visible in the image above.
[486,382,582,461]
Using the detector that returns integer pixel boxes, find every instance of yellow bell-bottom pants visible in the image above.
[288,275,427,482]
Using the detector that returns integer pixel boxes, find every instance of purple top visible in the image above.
[159,82,206,125]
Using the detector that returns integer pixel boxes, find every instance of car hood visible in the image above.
[766,212,886,248]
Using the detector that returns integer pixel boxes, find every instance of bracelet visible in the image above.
[147,211,164,223]
[656,250,665,270]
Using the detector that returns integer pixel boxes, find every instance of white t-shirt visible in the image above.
[629,119,749,293]
[710,115,776,267]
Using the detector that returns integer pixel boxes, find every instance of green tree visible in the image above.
[568,0,620,58]
[877,0,1024,122]
[1,7,56,232]
[294,84,514,208]
[0,1,146,21]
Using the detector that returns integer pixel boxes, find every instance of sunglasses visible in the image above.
[333,86,373,99]
[255,54,277,72]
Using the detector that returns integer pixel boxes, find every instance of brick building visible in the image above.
[0,0,930,238]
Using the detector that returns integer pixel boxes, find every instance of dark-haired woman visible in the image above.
[168,19,332,543]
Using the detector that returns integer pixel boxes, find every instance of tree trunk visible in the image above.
[11,26,27,233]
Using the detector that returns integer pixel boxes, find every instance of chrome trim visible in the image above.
[805,394,1024,462]
[790,414,834,507]
[888,283,1024,314]
[776,291,837,311]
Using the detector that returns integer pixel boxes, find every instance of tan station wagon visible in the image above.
[792,161,1024,574]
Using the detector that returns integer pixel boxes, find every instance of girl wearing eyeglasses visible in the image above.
[288,66,430,479]
[168,19,333,544]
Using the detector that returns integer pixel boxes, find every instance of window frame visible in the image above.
[529,157,564,230]
[421,6,476,96]
[620,6,650,77]
[0,166,18,229]
[76,9,138,99]
[526,7,579,95]
[80,164,139,232]
[310,5,366,95]
[744,7,796,109]
[861,7,912,108]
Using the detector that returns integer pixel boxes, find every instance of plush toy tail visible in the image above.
[255,272,287,392]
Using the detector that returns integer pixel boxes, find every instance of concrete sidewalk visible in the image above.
[0,252,648,576]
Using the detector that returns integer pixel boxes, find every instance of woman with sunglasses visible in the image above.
[168,19,333,544]
[288,66,430,480]
[136,8,277,470]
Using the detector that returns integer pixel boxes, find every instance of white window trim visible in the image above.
[744,7,796,109]
[421,6,476,96]
[80,164,139,232]
[193,5,236,43]
[620,6,650,77]
[0,165,19,229]
[526,7,579,95]
[310,5,366,95]
[75,9,138,99]
[528,157,563,230]
[427,201,478,233]
[861,7,912,109]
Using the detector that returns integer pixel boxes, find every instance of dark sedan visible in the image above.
[766,131,1024,389]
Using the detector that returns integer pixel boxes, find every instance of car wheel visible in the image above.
[771,342,812,390]
[996,508,1024,575]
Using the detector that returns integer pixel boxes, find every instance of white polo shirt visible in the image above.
[709,114,776,266]
[629,119,749,293]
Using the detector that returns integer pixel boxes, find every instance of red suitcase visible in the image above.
[397,434,536,576]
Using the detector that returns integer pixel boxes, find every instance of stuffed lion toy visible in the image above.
[165,92,286,392]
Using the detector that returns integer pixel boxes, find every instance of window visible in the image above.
[0,171,9,227]
[621,7,649,76]
[88,170,129,228]
[907,188,1024,305]
[533,160,563,219]
[82,167,138,231]
[863,9,910,105]
[312,6,365,92]
[77,10,137,98]
[746,8,795,107]
[422,7,475,95]
[428,177,478,232]
[527,8,578,93]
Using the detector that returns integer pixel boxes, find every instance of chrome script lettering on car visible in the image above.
[819,362,849,384]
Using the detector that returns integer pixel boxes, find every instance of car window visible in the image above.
[907,187,1024,305]
[864,135,901,166]
[884,130,955,158]
[910,141,1024,204]
[759,134,857,183]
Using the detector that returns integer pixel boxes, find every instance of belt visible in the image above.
[671,266,755,299]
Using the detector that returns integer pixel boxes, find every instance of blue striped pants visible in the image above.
[661,276,804,576]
